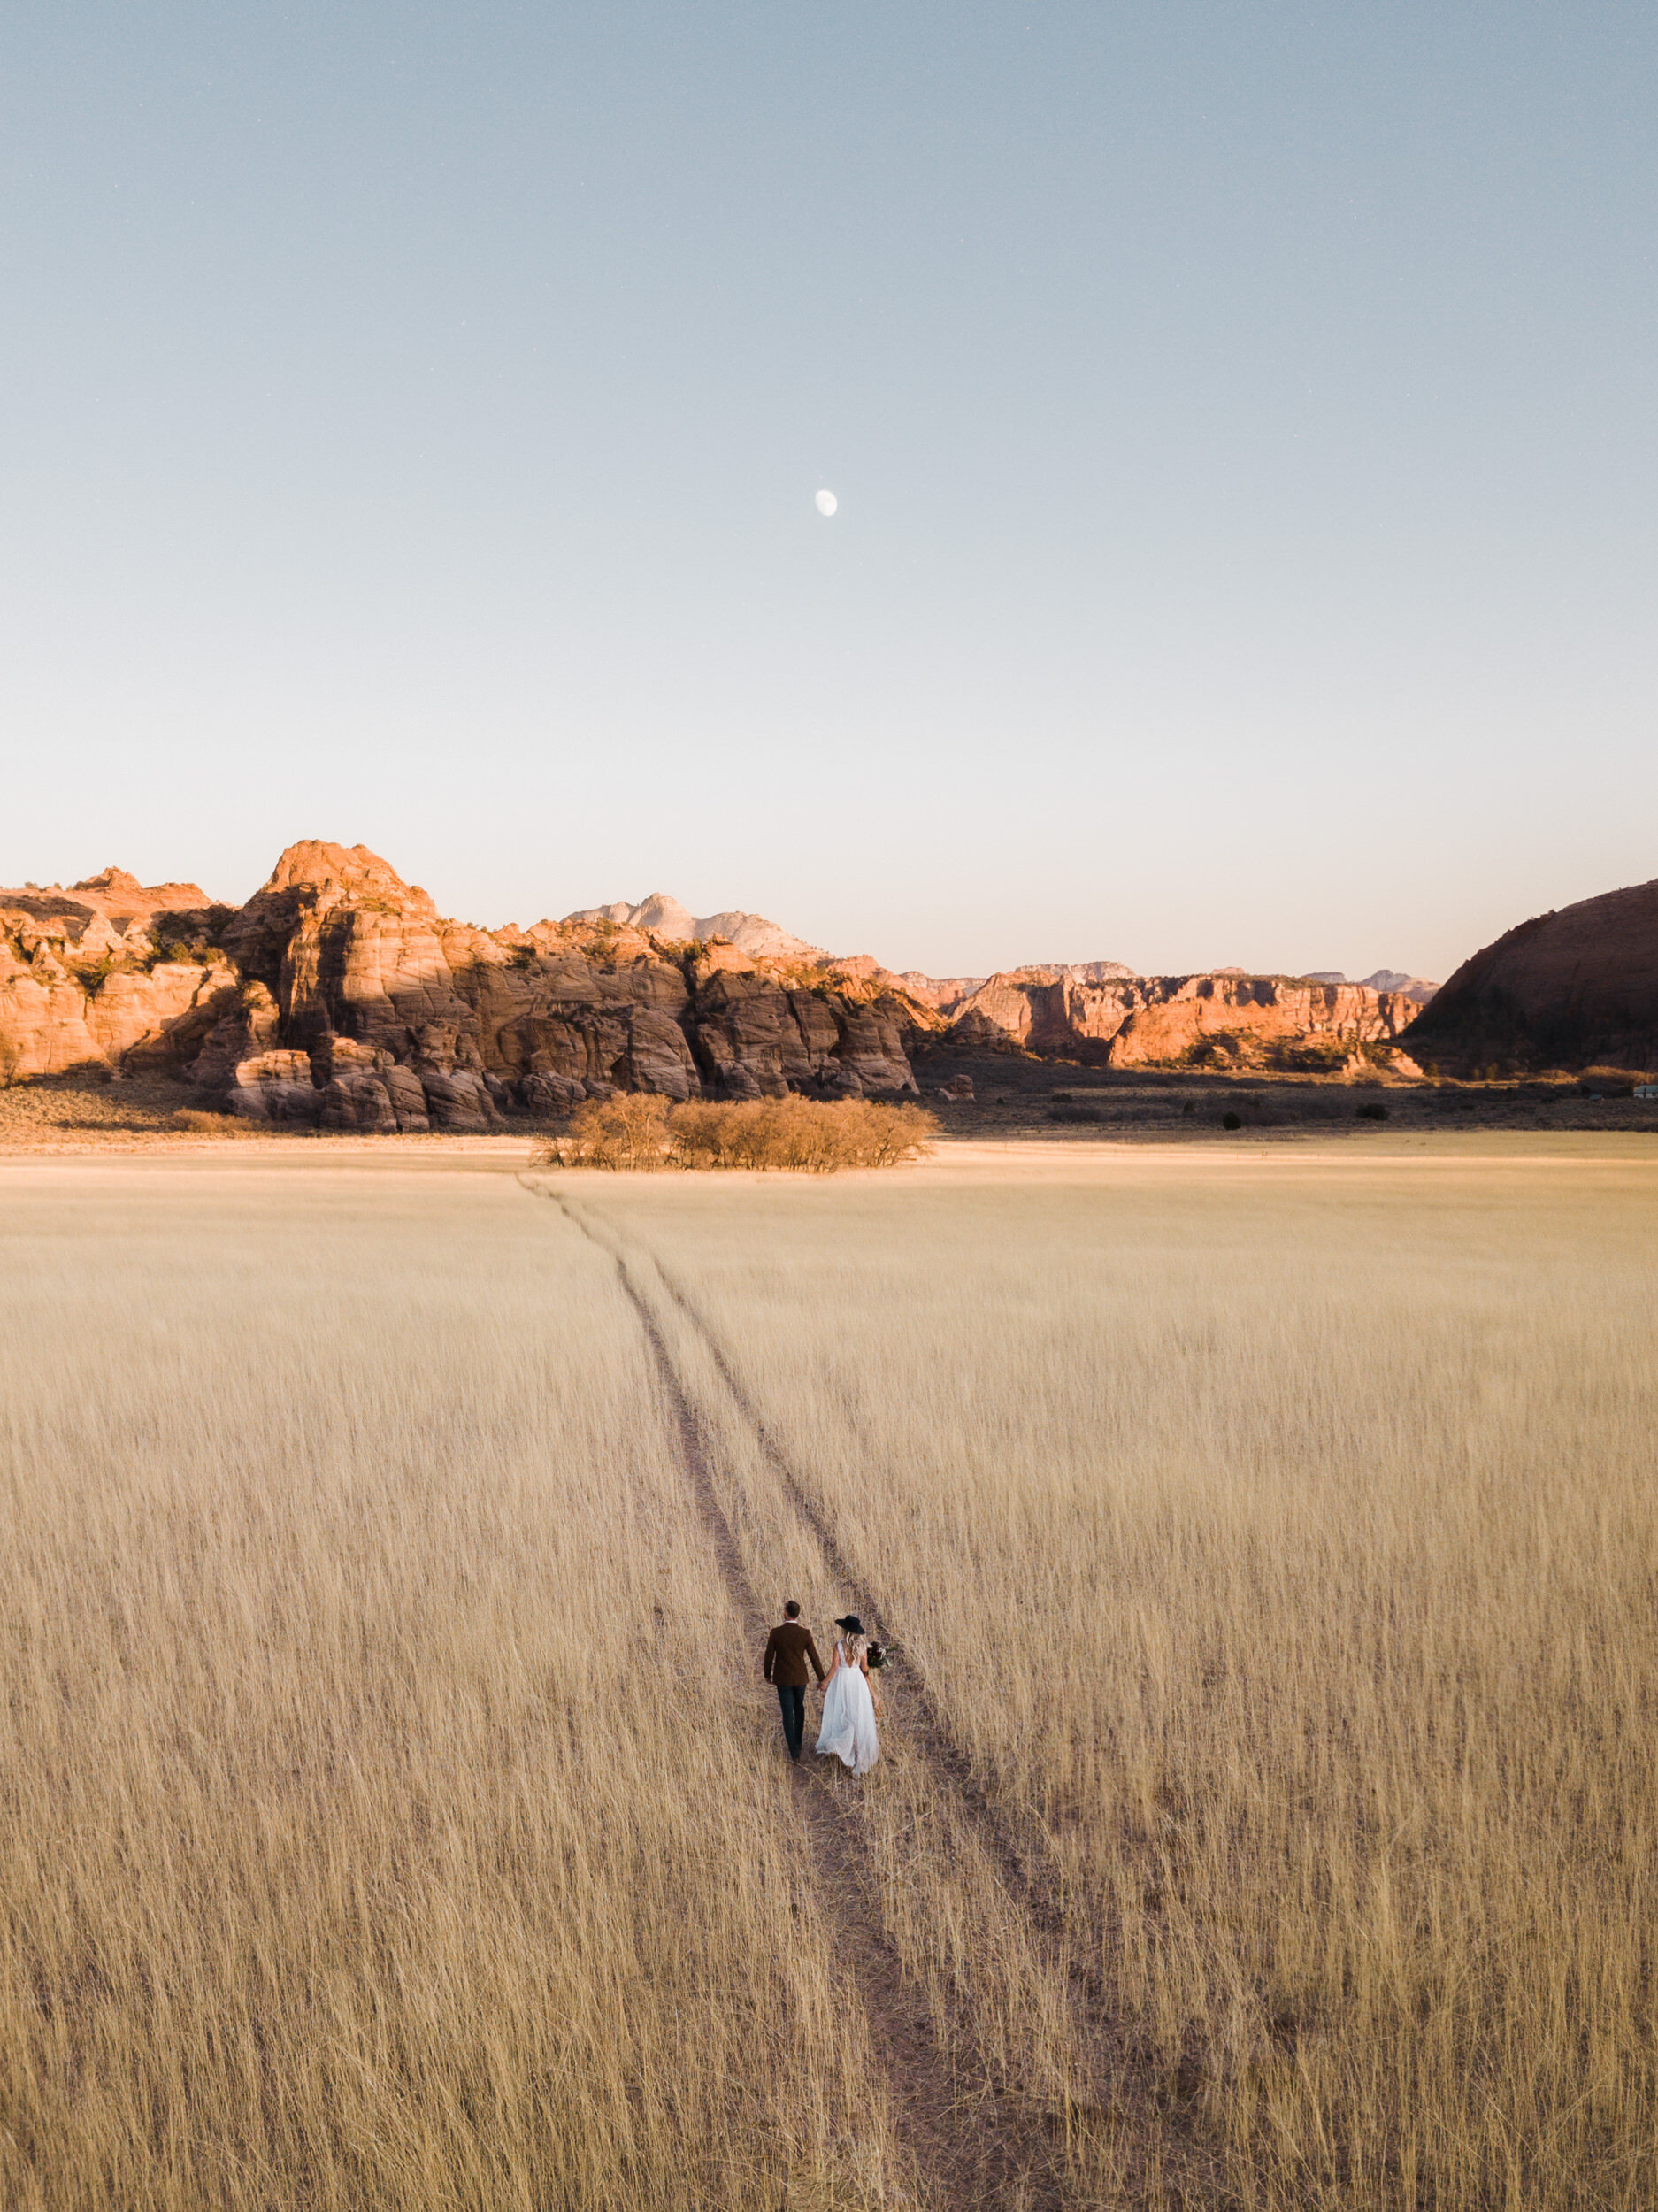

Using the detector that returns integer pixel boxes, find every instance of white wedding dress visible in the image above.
[815,1639,880,1776]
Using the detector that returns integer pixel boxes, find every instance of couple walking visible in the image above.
[763,1601,880,1777]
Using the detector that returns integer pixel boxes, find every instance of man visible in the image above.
[762,1600,825,1763]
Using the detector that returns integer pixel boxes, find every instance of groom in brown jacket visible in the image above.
[763,1601,825,1762]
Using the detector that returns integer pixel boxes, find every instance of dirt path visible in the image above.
[641,1241,1071,1922]
[535,1182,1071,2211]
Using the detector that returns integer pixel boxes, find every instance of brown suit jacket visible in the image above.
[764,1620,825,1688]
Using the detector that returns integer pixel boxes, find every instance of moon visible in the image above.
[815,488,838,517]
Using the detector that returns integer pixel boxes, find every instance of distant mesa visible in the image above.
[1403,876,1658,1075]
[1307,968,1439,1005]
[562,893,824,966]
[1363,970,1436,997]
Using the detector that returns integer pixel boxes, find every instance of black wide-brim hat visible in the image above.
[833,1614,864,1634]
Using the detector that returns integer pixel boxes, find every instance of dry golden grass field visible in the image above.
[2,1135,1655,2209]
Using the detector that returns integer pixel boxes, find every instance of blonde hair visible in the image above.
[842,1631,869,1670]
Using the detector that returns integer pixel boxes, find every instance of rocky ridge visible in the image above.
[0,868,234,1083]
[946,964,1425,1075]
[0,843,923,1125]
[1402,877,1658,1075]
[2,845,1447,1111]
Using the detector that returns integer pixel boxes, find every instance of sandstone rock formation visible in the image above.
[225,1050,325,1125]
[896,972,989,1017]
[1401,878,1658,1074]
[0,869,235,1081]
[3,841,1449,1108]
[319,1072,398,1134]
[947,967,1422,1073]
[562,893,825,964]
[900,957,1132,1021]
[1,841,925,1119]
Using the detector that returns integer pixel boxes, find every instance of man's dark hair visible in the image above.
[784,1599,801,1618]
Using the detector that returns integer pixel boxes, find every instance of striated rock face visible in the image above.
[223,841,472,1058]
[0,871,234,1081]
[319,1074,397,1134]
[948,967,1422,1072]
[87,960,241,1068]
[188,984,282,1095]
[1,841,923,1120]
[225,1049,325,1125]
[1402,879,1658,1074]
[418,1070,503,1133]
[380,1064,432,1133]
[688,966,913,1099]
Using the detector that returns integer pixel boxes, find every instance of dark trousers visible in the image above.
[775,1682,807,1761]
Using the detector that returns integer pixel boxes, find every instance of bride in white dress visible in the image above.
[815,1614,880,1777]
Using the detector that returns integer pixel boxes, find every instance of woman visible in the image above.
[815,1613,880,1777]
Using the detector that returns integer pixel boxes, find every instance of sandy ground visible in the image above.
[6,1125,1657,1194]
[6,1056,1656,1159]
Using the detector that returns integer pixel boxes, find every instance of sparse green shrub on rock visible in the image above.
[74,956,116,995]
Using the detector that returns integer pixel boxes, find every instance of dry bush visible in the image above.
[537,1093,938,1172]
[573,1144,1658,2208]
[669,1096,938,1171]
[163,1106,279,1137]
[539,1089,674,1169]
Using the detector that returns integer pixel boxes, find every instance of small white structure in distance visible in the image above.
[815,488,838,517]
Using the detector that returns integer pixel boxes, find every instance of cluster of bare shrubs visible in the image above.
[533,1092,939,1171]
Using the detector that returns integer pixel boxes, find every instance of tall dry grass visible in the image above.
[0,1159,894,2212]
[11,1140,1656,2209]
[574,1141,1658,2208]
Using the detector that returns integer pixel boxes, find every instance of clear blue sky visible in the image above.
[3,4,1654,979]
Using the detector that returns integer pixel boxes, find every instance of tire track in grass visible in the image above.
[566,1194,1086,1921]
[534,1179,1224,2211]
[530,1180,1061,2212]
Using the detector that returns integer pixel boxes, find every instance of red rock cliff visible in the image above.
[0,841,922,1123]
[948,965,1421,1073]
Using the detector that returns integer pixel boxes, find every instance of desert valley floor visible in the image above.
[3,1137,1655,2210]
